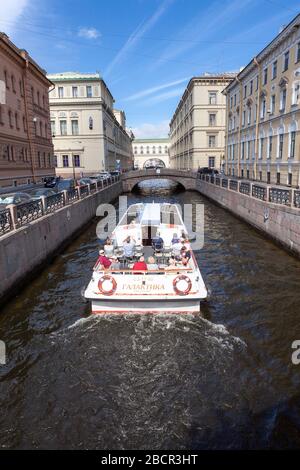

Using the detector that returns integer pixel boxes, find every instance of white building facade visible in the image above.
[133,138,170,169]
[48,72,134,178]
[169,74,235,171]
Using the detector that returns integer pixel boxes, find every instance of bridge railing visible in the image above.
[0,176,120,237]
[197,173,300,209]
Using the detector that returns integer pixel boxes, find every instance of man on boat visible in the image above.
[110,255,121,270]
[123,236,136,259]
[147,256,159,271]
[171,233,180,244]
[97,250,112,269]
[132,256,148,271]
[152,231,164,252]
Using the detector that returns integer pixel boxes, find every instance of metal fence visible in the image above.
[0,176,120,237]
[198,174,300,209]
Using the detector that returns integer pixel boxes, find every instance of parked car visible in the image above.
[30,188,57,200]
[0,192,32,209]
[197,167,219,175]
[44,176,60,188]
[54,179,76,192]
[110,171,120,177]
[78,177,94,186]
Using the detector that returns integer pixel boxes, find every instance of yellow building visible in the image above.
[224,13,300,187]
[169,74,235,170]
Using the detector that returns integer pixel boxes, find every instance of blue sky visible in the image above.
[1,0,300,137]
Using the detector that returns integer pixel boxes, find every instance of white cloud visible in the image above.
[132,120,170,139]
[78,27,100,39]
[142,87,185,106]
[104,0,174,76]
[0,0,29,34]
[123,77,189,102]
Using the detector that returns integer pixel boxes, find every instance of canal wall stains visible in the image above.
[196,179,300,257]
[0,181,122,306]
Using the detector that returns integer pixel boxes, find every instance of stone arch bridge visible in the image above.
[121,169,197,192]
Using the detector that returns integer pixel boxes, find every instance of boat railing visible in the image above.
[93,264,194,275]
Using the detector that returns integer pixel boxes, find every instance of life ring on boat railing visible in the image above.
[98,275,117,296]
[173,275,192,296]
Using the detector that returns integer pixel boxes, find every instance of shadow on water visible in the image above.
[1,180,300,449]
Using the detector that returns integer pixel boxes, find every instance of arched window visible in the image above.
[89,117,93,129]
[288,121,297,158]
[140,146,144,154]
[152,146,156,154]
[158,146,162,154]
[146,146,149,154]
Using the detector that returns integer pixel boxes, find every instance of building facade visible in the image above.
[169,74,235,171]
[224,14,300,187]
[133,138,170,169]
[0,33,54,189]
[48,72,134,178]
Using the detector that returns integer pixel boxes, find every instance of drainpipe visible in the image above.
[254,57,261,181]
[237,76,242,178]
[224,91,229,175]
[22,58,36,183]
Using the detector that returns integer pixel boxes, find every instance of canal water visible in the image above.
[1,180,300,449]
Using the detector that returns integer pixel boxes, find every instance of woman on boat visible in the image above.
[147,256,159,271]
[97,250,112,270]
[104,238,114,257]
[165,258,177,270]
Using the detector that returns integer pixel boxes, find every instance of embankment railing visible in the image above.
[198,173,300,209]
[0,175,120,236]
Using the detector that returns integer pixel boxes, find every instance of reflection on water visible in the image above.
[1,179,300,449]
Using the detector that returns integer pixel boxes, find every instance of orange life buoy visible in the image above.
[173,275,192,296]
[98,275,117,295]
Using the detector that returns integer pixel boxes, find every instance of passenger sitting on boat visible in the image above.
[180,246,191,260]
[172,240,182,258]
[110,255,121,271]
[181,255,190,267]
[132,256,148,271]
[152,231,164,251]
[147,256,159,271]
[104,238,114,257]
[171,233,180,244]
[123,235,136,258]
[181,231,188,240]
[165,258,177,270]
[97,250,112,269]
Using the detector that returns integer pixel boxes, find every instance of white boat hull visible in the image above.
[90,298,202,314]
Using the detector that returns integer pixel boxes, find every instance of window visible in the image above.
[247,141,250,159]
[234,94,236,106]
[4,70,9,89]
[72,86,78,98]
[242,110,246,126]
[247,170,250,179]
[271,94,276,114]
[140,146,144,154]
[208,135,216,148]
[283,51,289,71]
[277,172,280,184]
[250,80,253,95]
[259,171,262,181]
[71,119,79,135]
[290,131,296,158]
[259,137,264,159]
[263,67,268,85]
[241,169,244,178]
[60,120,67,135]
[37,91,40,106]
[260,98,266,119]
[241,142,245,159]
[256,76,259,91]
[279,88,286,111]
[208,156,215,168]
[134,146,137,154]
[296,42,300,63]
[62,155,69,167]
[86,86,92,97]
[11,75,16,93]
[244,85,247,98]
[268,136,273,159]
[89,117,93,130]
[8,110,13,127]
[267,172,271,184]
[247,107,251,125]
[272,60,277,79]
[73,155,80,167]
[39,121,43,136]
[51,120,55,136]
[209,113,216,126]
[152,146,156,154]
[279,134,284,159]
[54,155,58,167]
[158,146,162,153]
[38,151,41,167]
[208,92,217,104]
[146,146,149,154]
[288,173,292,186]
[23,116,27,132]
[15,113,19,129]
[58,87,64,98]
[292,82,300,105]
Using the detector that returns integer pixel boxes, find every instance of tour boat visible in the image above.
[84,202,207,314]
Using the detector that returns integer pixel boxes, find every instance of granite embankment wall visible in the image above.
[0,181,122,304]
[195,178,300,257]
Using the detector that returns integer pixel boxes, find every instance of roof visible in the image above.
[47,71,102,82]
[224,12,300,93]
[133,138,170,143]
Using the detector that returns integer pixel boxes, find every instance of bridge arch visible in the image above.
[143,158,166,169]
[121,169,197,192]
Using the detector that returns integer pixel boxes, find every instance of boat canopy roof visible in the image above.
[140,203,161,226]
